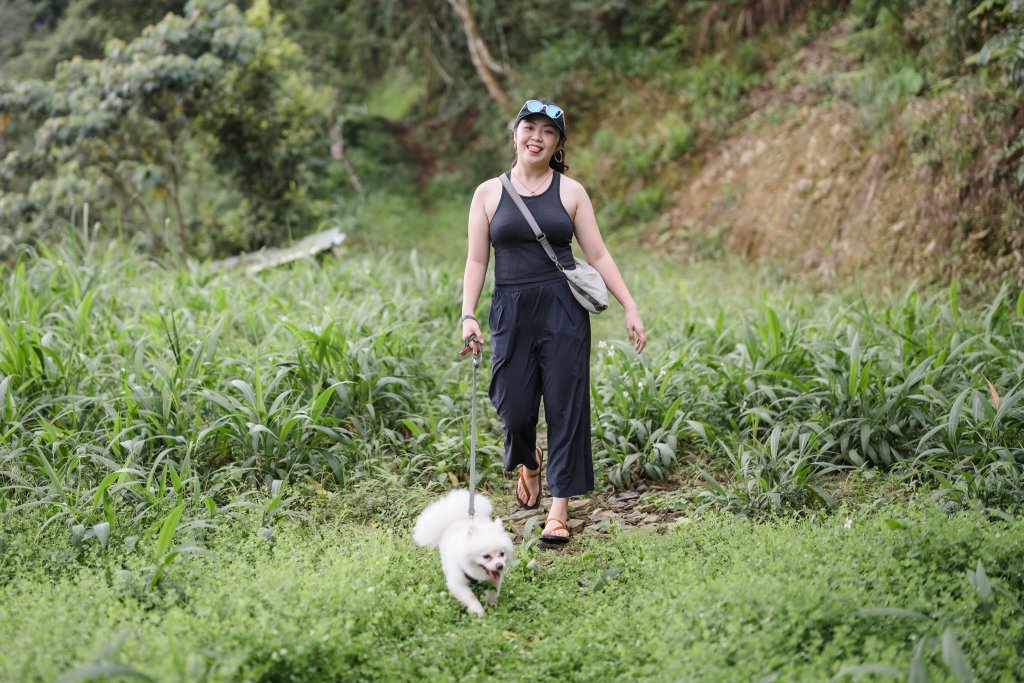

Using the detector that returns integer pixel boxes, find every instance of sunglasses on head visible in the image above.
[521,99,563,120]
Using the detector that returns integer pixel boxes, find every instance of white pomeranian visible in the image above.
[413,489,514,618]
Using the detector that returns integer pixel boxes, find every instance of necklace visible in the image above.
[513,169,552,196]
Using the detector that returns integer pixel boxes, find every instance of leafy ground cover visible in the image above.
[1,241,1022,681]
[1,501,1021,682]
[1,242,1020,517]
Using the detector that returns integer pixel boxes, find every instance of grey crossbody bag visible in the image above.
[498,173,609,314]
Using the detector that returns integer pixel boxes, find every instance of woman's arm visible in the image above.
[460,180,496,353]
[562,176,647,353]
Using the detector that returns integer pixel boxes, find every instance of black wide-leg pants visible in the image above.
[488,278,593,498]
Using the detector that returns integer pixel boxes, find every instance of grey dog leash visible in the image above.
[463,335,481,518]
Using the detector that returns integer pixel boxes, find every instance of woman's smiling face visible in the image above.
[514,115,561,164]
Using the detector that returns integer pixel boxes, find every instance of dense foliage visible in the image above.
[0,245,1020,535]
[0,0,327,257]
[1,0,1022,266]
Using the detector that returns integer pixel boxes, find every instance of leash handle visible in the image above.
[460,335,481,367]
[462,335,481,518]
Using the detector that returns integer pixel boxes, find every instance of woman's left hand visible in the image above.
[625,309,646,353]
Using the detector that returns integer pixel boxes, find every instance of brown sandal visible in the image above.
[539,516,570,545]
[514,447,543,510]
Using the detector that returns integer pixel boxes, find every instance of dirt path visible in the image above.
[502,477,698,544]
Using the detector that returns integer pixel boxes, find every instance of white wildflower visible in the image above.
[843,518,853,529]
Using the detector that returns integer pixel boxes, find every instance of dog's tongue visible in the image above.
[486,569,501,581]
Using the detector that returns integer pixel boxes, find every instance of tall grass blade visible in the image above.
[947,388,968,448]
[909,637,931,683]
[154,504,184,558]
[941,629,972,682]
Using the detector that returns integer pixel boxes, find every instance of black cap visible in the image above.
[514,99,566,139]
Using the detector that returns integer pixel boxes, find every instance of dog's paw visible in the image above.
[484,589,498,606]
[470,603,486,618]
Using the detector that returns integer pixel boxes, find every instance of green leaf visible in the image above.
[166,463,183,500]
[848,331,861,400]
[154,504,184,558]
[0,375,9,417]
[102,490,115,528]
[993,386,1022,432]
[592,566,625,592]
[310,383,339,421]
[909,637,931,683]
[230,378,259,410]
[92,471,120,512]
[765,305,782,357]
[93,522,111,549]
[700,470,726,494]
[684,419,709,441]
[968,560,993,602]
[941,629,972,682]
[946,388,968,447]
[809,485,836,508]
[769,425,782,460]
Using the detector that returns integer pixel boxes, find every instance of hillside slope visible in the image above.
[654,21,1023,291]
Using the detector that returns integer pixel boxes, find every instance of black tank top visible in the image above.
[489,170,577,285]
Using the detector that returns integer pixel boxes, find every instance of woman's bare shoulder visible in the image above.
[558,173,592,217]
[471,175,505,221]
[473,176,504,201]
[559,173,591,196]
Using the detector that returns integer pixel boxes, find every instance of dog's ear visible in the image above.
[492,518,504,529]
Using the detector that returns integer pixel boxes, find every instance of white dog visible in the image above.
[413,489,514,618]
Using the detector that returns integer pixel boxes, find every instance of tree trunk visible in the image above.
[446,0,512,109]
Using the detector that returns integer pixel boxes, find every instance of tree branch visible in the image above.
[446,0,512,109]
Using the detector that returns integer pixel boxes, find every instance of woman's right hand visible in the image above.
[460,318,484,356]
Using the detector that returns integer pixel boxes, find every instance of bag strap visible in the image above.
[498,172,565,273]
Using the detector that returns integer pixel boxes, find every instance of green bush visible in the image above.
[1,245,1022,527]
[0,0,330,258]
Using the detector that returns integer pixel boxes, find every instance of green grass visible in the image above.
[0,234,1022,681]
[336,192,470,262]
[0,242,1021,527]
[1,502,1021,682]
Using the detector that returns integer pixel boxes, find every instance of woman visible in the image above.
[460,98,646,544]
